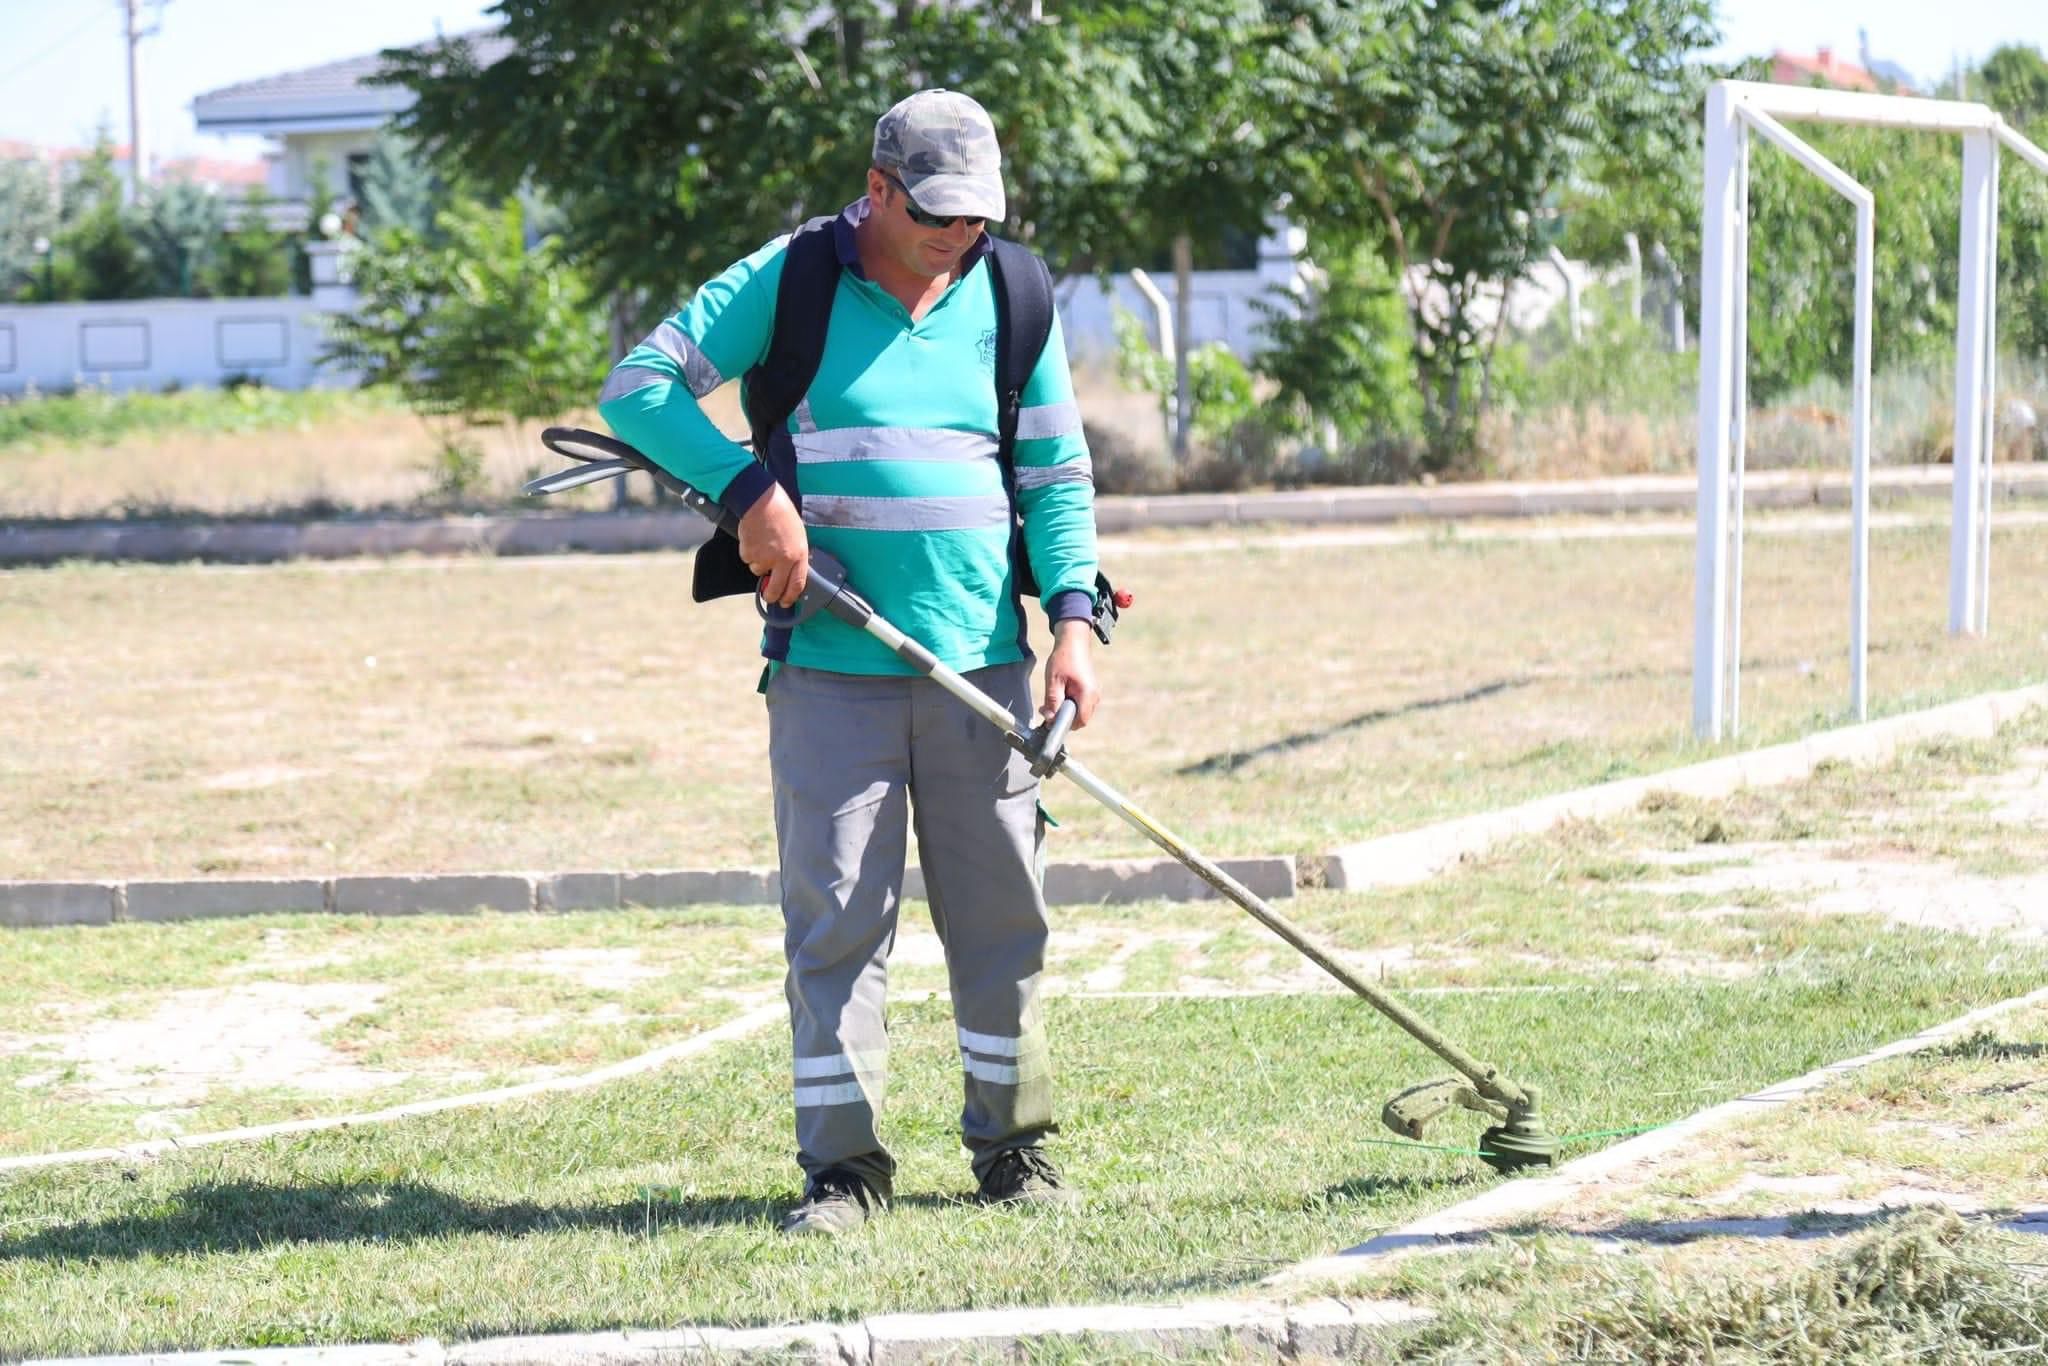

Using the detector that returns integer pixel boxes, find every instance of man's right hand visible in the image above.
[739,482,810,608]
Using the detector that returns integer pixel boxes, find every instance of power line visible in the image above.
[0,9,110,84]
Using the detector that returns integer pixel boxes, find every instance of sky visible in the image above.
[0,0,497,162]
[0,0,2043,168]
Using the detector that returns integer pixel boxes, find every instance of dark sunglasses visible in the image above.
[879,170,987,231]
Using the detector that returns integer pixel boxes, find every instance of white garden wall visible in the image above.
[0,297,344,396]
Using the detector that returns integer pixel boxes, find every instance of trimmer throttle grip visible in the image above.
[1029,699,1077,778]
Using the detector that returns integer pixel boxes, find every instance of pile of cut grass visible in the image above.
[1397,1208,2047,1363]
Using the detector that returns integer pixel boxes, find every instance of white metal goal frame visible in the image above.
[1693,80,2048,741]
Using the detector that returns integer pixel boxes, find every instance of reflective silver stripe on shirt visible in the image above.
[1014,459,1093,491]
[596,364,672,405]
[641,320,725,398]
[801,493,1011,532]
[1015,399,1083,440]
[793,426,999,466]
[793,397,820,434]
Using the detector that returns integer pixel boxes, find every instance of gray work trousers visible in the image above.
[765,660,1053,1198]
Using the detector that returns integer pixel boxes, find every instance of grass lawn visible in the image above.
[1,964,2040,1357]
[2,515,2044,880]
[3,718,2046,1354]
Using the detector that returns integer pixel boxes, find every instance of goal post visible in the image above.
[1692,80,2048,742]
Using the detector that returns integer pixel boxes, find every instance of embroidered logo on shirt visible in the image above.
[978,328,999,367]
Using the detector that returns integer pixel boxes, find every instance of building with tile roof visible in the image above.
[192,28,510,221]
[1768,47,1892,94]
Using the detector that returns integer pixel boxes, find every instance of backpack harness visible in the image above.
[689,215,1125,645]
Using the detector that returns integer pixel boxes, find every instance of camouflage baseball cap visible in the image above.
[872,88,1006,222]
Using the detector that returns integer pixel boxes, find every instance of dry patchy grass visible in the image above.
[0,516,2045,879]
[0,388,753,521]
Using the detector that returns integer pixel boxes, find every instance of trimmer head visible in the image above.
[1477,1118,1561,1176]
[1383,1077,1561,1176]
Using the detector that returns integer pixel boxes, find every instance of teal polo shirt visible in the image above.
[597,200,1098,677]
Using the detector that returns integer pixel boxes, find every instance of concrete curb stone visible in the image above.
[330,874,537,916]
[0,880,118,928]
[1043,854,1297,903]
[35,1349,445,1366]
[124,878,328,922]
[619,868,779,908]
[0,855,1302,930]
[539,871,622,913]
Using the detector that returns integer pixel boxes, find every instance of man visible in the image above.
[596,89,1100,1236]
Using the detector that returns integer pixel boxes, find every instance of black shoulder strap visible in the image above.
[985,235,1055,603]
[743,214,841,453]
[985,235,1055,480]
[694,216,840,607]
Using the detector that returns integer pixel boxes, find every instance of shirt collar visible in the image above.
[834,197,994,282]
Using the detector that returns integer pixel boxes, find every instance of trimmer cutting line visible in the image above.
[527,427,1563,1175]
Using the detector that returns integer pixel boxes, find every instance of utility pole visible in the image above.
[122,0,162,202]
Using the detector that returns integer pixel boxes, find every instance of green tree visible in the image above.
[57,132,124,225]
[376,1,1719,471]
[0,161,58,300]
[378,2,1298,304]
[1252,239,1421,447]
[60,204,153,301]
[209,192,293,297]
[356,130,443,237]
[50,133,151,301]
[137,180,227,297]
[1979,44,2048,135]
[322,196,610,496]
[1278,0,1717,470]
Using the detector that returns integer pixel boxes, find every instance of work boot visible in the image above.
[975,1146,1075,1206]
[779,1167,884,1236]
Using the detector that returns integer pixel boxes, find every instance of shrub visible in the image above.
[320,195,609,498]
[1251,242,1423,450]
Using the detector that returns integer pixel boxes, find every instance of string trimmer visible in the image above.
[527,427,1562,1175]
